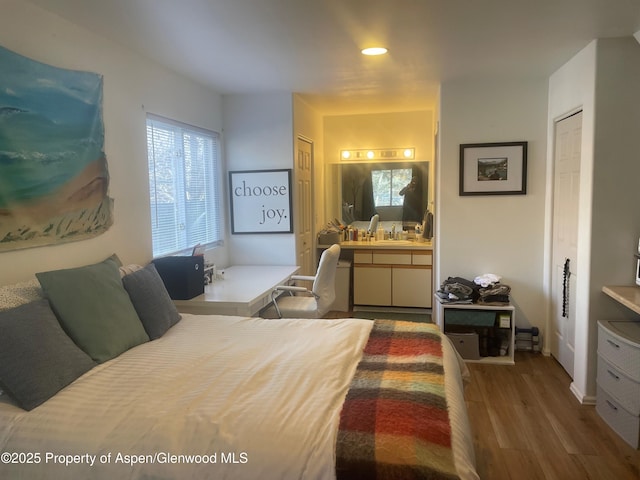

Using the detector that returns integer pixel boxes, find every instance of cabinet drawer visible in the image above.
[596,386,640,449]
[372,251,411,265]
[598,323,640,381]
[597,355,640,415]
[412,251,432,265]
[354,250,373,264]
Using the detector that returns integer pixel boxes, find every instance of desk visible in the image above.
[173,265,299,316]
[602,285,640,315]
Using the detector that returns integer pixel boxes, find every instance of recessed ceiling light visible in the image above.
[361,47,388,56]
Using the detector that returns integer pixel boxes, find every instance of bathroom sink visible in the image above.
[371,240,416,245]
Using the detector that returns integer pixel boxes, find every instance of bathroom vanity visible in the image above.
[338,240,433,310]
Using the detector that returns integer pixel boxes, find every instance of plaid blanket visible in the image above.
[336,320,460,480]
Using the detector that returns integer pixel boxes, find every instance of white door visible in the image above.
[550,111,582,378]
[295,137,314,279]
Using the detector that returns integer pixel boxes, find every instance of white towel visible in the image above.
[474,273,501,288]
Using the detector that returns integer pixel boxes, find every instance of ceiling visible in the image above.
[28,0,640,115]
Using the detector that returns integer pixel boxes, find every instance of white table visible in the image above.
[173,265,300,316]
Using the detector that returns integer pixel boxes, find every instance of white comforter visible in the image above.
[0,315,477,479]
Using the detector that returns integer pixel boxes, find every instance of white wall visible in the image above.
[323,111,434,222]
[590,37,640,400]
[222,93,296,266]
[0,0,226,285]
[545,41,597,401]
[437,78,549,334]
[548,38,640,402]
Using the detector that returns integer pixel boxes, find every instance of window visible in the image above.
[146,114,222,257]
[371,168,413,207]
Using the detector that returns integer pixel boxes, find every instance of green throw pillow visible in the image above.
[36,256,149,363]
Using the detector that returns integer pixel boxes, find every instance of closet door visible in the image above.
[550,111,582,378]
[295,137,314,282]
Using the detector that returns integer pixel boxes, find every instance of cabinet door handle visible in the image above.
[605,400,618,411]
[607,370,620,380]
[606,339,620,349]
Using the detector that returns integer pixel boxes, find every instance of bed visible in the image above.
[0,256,479,480]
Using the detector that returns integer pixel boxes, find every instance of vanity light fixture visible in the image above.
[339,148,415,161]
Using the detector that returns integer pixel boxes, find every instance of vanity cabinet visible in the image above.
[353,249,432,308]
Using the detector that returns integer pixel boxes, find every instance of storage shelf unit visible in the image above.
[435,296,515,365]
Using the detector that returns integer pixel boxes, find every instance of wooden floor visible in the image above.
[465,351,640,480]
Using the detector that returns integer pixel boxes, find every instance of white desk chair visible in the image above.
[270,244,341,318]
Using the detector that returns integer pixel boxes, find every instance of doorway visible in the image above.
[550,110,582,378]
[295,136,314,278]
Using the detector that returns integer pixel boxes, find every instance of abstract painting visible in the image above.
[0,45,113,251]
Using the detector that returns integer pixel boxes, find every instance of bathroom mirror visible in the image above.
[340,161,429,226]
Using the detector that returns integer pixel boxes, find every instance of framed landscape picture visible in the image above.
[459,142,527,196]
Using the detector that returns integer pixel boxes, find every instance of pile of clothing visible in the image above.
[436,273,511,305]
[474,274,511,305]
[435,276,479,304]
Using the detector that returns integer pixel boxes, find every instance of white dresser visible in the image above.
[597,285,640,449]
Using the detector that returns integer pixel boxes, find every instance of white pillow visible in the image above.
[119,264,144,277]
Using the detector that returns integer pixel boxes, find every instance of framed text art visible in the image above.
[229,169,293,234]
[459,141,528,196]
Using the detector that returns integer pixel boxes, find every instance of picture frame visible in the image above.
[229,169,293,234]
[459,141,528,196]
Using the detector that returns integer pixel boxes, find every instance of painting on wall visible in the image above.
[459,141,527,196]
[0,45,113,252]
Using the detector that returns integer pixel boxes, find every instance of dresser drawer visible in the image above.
[598,322,640,381]
[596,386,640,449]
[597,355,640,415]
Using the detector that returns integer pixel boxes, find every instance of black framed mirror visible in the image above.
[340,161,429,226]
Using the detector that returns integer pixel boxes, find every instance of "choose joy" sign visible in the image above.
[229,169,293,234]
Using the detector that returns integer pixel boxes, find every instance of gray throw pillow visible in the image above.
[0,299,96,410]
[122,263,182,340]
[36,255,149,363]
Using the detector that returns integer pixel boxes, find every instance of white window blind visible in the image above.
[146,114,222,257]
